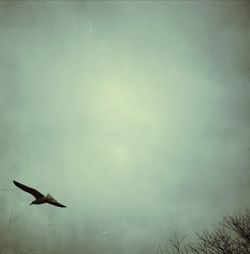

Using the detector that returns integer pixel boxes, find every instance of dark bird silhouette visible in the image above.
[13,180,67,208]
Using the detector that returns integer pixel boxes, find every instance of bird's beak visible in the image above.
[29,202,32,205]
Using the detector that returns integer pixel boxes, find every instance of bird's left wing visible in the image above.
[13,180,44,199]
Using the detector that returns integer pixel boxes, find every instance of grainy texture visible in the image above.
[0,1,249,254]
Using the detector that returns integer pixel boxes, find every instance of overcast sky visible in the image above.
[0,1,249,254]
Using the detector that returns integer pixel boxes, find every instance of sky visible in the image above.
[0,1,249,254]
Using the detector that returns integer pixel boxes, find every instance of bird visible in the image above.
[13,180,67,208]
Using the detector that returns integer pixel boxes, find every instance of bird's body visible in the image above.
[13,180,66,208]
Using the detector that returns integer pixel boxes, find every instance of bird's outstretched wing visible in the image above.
[45,194,67,208]
[13,180,44,199]
[47,201,67,208]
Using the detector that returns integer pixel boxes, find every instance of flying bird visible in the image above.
[13,180,67,208]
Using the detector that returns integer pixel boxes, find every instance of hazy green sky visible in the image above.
[0,1,249,254]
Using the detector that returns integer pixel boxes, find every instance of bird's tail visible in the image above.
[46,193,56,201]
[46,193,53,198]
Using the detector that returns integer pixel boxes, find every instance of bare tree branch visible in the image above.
[157,209,250,254]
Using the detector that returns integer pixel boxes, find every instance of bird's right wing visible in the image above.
[48,201,67,208]
[45,194,67,208]
[13,181,44,199]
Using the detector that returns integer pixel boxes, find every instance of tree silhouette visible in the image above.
[157,209,250,254]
